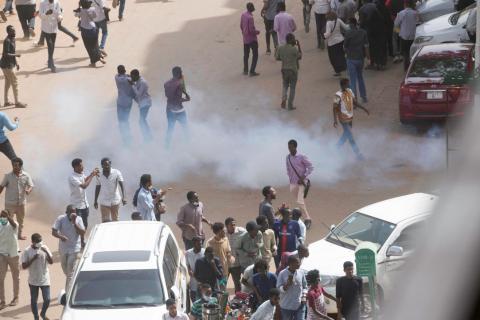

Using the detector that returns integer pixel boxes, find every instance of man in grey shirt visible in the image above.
[261,0,282,54]
[338,0,356,22]
[276,255,307,320]
[236,221,264,271]
[259,185,276,228]
[394,0,418,70]
[115,65,135,145]
[130,69,153,142]
[52,205,85,289]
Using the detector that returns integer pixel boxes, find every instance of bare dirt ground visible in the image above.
[0,0,448,318]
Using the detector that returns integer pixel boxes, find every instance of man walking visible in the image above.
[1,26,27,108]
[359,0,387,70]
[310,0,330,48]
[394,0,418,71]
[259,185,276,227]
[333,78,369,160]
[52,205,85,289]
[15,0,35,38]
[39,0,61,72]
[275,33,301,110]
[69,158,98,247]
[261,0,281,54]
[344,17,369,103]
[92,0,108,55]
[130,69,152,142]
[93,157,126,222]
[176,191,211,250]
[286,139,313,228]
[240,3,260,76]
[115,65,134,145]
[276,255,307,320]
[0,209,19,310]
[225,217,246,293]
[336,261,364,320]
[0,157,34,240]
[164,66,190,149]
[21,233,53,320]
[0,113,18,160]
[274,2,296,46]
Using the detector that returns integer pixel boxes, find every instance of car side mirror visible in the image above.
[462,24,467,29]
[58,289,66,306]
[170,286,180,300]
[386,245,404,257]
[330,224,336,231]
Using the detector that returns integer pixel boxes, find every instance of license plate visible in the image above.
[426,91,444,99]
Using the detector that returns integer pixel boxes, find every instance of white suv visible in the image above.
[60,221,188,320]
[301,193,437,314]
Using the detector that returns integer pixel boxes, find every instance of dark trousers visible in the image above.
[183,237,203,251]
[16,4,35,37]
[76,207,89,229]
[368,32,387,66]
[38,23,78,44]
[386,25,393,57]
[243,41,258,74]
[400,38,413,71]
[228,266,242,293]
[314,13,326,47]
[263,19,278,51]
[44,32,56,68]
[0,139,16,160]
[80,27,101,64]
[29,285,50,320]
[281,69,298,109]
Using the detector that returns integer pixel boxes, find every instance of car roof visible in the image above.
[80,221,167,271]
[416,43,474,59]
[357,193,437,224]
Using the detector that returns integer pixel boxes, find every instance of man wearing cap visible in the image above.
[236,221,264,271]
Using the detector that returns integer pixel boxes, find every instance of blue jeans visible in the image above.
[118,0,126,19]
[29,285,50,320]
[95,19,108,49]
[281,304,306,320]
[117,100,133,145]
[346,59,367,100]
[3,0,12,13]
[337,122,361,157]
[140,105,153,142]
[165,109,188,148]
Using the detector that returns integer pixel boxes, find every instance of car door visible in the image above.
[165,233,188,311]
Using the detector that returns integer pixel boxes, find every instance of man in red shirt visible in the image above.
[240,2,260,76]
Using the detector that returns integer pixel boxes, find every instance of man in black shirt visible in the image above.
[0,26,26,108]
[193,246,223,294]
[336,261,364,320]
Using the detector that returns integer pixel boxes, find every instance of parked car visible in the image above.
[417,0,456,24]
[399,43,474,124]
[301,193,438,314]
[410,2,475,57]
[60,221,188,320]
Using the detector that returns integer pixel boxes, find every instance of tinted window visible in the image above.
[409,57,470,84]
[92,250,151,263]
[162,235,178,290]
[70,270,164,307]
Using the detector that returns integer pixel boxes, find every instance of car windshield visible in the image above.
[449,5,473,25]
[70,269,165,308]
[327,212,396,250]
[409,56,470,83]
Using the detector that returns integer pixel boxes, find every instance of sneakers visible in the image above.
[15,102,27,108]
[361,97,368,104]
[249,72,259,77]
[0,301,6,310]
[281,100,286,109]
[9,297,18,306]
[4,101,13,107]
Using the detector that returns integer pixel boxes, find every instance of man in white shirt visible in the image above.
[310,0,331,48]
[0,209,19,309]
[250,288,280,320]
[185,236,204,302]
[52,205,85,289]
[39,0,61,72]
[92,0,108,54]
[94,157,126,222]
[225,217,246,293]
[163,298,189,320]
[21,233,53,320]
[69,158,98,247]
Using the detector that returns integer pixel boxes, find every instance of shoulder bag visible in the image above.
[288,156,311,198]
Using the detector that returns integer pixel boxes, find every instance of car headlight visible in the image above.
[414,36,433,44]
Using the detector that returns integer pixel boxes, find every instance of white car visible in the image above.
[60,221,188,320]
[301,193,437,314]
[410,3,475,57]
[417,0,455,23]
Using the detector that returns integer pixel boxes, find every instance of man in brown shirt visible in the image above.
[176,191,211,250]
[0,157,33,240]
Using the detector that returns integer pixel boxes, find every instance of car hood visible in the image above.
[416,12,453,35]
[301,238,354,277]
[62,306,166,320]
[417,0,452,13]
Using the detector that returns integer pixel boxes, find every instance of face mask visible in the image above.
[0,218,7,225]
[34,242,43,249]
[191,201,199,207]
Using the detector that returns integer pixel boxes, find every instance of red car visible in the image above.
[399,43,474,124]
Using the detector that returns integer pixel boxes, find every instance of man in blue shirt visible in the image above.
[115,65,134,146]
[130,69,152,142]
[0,112,18,160]
[273,208,301,268]
[135,174,160,221]
[276,255,307,320]
[252,259,277,309]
